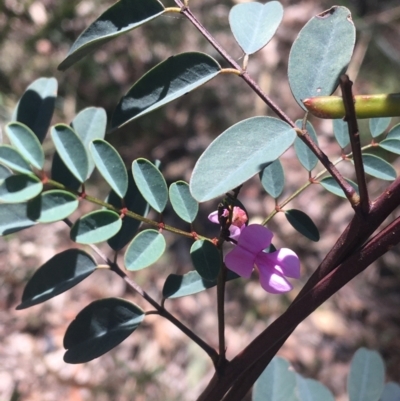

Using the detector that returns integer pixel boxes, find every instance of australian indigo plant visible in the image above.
[2,0,400,399]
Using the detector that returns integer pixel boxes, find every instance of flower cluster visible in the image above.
[209,208,300,294]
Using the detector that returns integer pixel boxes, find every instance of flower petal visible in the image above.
[224,246,255,278]
[208,211,219,224]
[237,225,273,254]
[258,267,293,294]
[262,248,300,278]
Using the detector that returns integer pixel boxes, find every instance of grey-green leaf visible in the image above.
[124,229,166,271]
[296,375,335,401]
[259,159,284,198]
[112,52,221,129]
[319,176,359,199]
[0,145,32,174]
[253,357,297,401]
[0,165,12,180]
[379,139,400,155]
[348,348,385,401]
[70,210,122,244]
[163,270,240,299]
[294,120,319,171]
[229,1,283,55]
[31,190,79,223]
[5,122,44,170]
[361,154,396,181]
[132,158,168,213]
[333,118,350,148]
[190,240,220,281]
[64,298,145,363]
[16,249,97,310]
[90,139,128,198]
[0,175,43,203]
[369,117,391,138]
[0,203,36,235]
[288,6,355,110]
[58,0,165,71]
[51,124,89,183]
[12,77,57,143]
[285,209,320,241]
[71,107,107,178]
[190,117,296,202]
[169,181,199,223]
[381,382,400,401]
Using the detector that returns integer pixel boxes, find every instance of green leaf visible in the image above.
[124,229,166,271]
[0,165,12,180]
[294,120,319,171]
[296,375,335,401]
[0,145,32,174]
[253,357,297,401]
[259,159,284,198]
[51,152,81,190]
[51,124,89,183]
[132,158,168,213]
[30,190,79,223]
[333,118,350,148]
[16,249,97,310]
[229,1,283,55]
[190,117,296,202]
[58,0,165,71]
[361,154,396,181]
[90,139,128,198]
[381,382,400,401]
[112,52,221,128]
[0,203,36,235]
[163,270,239,299]
[288,6,355,110]
[5,122,44,170]
[369,117,391,138]
[379,139,400,155]
[348,348,385,401]
[12,77,57,143]
[70,210,122,244]
[71,107,107,178]
[285,209,320,241]
[64,298,144,363]
[107,171,149,251]
[190,240,220,281]
[169,181,199,223]
[319,176,359,199]
[0,175,43,203]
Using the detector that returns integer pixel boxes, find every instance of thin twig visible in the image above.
[339,74,370,214]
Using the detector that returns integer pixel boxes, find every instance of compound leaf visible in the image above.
[132,158,168,213]
[70,210,122,244]
[124,229,166,271]
[288,6,355,110]
[285,209,319,241]
[169,181,199,223]
[0,175,42,203]
[51,124,88,183]
[190,117,296,202]
[229,1,283,55]
[90,139,128,198]
[58,0,165,70]
[190,240,220,281]
[12,77,57,143]
[5,122,44,170]
[112,52,221,128]
[63,298,145,363]
[17,249,97,309]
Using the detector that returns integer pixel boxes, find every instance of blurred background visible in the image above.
[1,0,400,400]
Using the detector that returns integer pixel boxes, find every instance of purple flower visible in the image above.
[224,224,300,294]
[208,206,247,240]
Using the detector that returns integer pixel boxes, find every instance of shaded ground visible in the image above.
[1,0,400,400]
